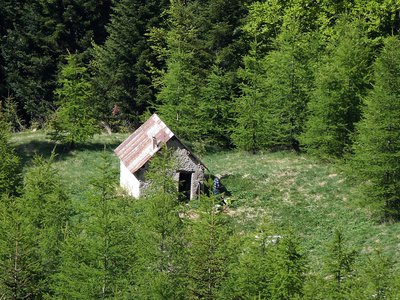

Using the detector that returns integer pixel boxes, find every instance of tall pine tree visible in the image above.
[351,36,400,219]
[51,153,136,298]
[0,155,72,298]
[231,41,269,153]
[262,14,317,151]
[185,193,234,299]
[91,0,169,129]
[156,0,206,141]
[50,54,97,146]
[301,18,372,158]
[134,148,185,299]
[0,116,20,195]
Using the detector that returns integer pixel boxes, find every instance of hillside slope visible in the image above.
[11,131,400,273]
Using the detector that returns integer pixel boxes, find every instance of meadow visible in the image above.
[11,131,400,274]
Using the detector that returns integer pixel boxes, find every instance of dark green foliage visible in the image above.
[0,194,39,299]
[199,66,235,147]
[51,153,136,298]
[0,96,24,131]
[0,1,111,126]
[0,155,72,298]
[199,0,250,72]
[156,0,206,141]
[1,2,58,124]
[231,42,269,153]
[227,224,306,299]
[301,18,372,158]
[41,0,112,60]
[305,229,357,299]
[135,148,185,299]
[50,54,97,145]
[353,0,400,40]
[184,192,235,299]
[262,18,316,150]
[351,36,400,219]
[156,0,248,143]
[91,0,169,128]
[0,118,20,195]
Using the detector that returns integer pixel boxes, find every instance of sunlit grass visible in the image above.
[204,150,400,271]
[11,132,400,273]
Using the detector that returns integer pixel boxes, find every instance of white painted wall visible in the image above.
[120,160,141,198]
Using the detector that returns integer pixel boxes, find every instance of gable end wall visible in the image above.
[120,160,141,198]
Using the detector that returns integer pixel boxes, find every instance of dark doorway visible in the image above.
[178,172,192,200]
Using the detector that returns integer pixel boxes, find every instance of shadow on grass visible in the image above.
[14,139,123,168]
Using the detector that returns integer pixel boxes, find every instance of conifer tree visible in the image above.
[262,16,316,151]
[301,18,372,158]
[0,194,40,299]
[0,117,19,195]
[51,153,136,298]
[50,54,97,146]
[91,0,169,128]
[231,42,269,153]
[303,229,358,300]
[227,225,306,299]
[0,155,72,298]
[325,230,357,298]
[156,0,205,141]
[134,148,185,299]
[184,192,234,299]
[1,1,112,126]
[1,2,59,125]
[198,66,235,146]
[355,250,396,299]
[351,36,400,219]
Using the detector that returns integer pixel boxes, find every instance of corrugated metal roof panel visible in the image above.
[114,114,174,173]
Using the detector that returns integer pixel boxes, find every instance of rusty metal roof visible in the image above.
[114,114,175,174]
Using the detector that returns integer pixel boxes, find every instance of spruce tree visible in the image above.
[134,148,185,299]
[322,229,357,299]
[184,192,235,299]
[0,155,72,298]
[355,250,396,299]
[1,1,112,126]
[301,18,372,158]
[91,0,169,128]
[156,0,248,143]
[0,193,40,299]
[227,225,306,299]
[50,54,97,146]
[51,153,136,298]
[1,2,58,124]
[231,41,269,153]
[156,0,205,141]
[262,16,316,151]
[0,116,20,196]
[351,36,400,219]
[198,66,235,147]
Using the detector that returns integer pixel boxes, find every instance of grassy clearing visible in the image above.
[205,150,400,271]
[11,131,128,204]
[11,132,400,272]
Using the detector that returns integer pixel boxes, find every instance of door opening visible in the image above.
[178,172,192,200]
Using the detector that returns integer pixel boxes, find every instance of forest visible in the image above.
[1,0,400,298]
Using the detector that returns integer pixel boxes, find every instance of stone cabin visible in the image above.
[114,113,207,200]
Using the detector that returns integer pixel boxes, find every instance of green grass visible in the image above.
[204,151,400,271]
[11,131,129,203]
[11,132,400,272]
